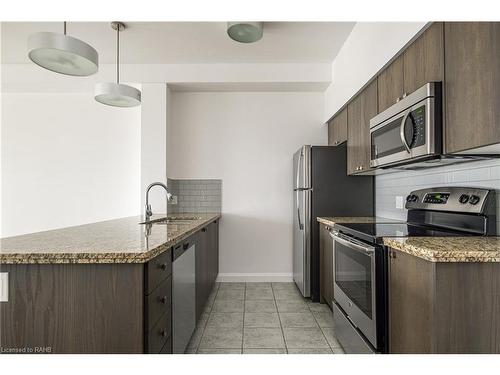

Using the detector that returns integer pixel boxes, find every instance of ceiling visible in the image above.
[1,22,355,64]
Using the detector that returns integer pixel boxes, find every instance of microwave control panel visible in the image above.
[408,105,426,148]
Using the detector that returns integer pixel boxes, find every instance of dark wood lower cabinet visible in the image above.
[195,219,220,321]
[389,248,500,353]
[0,263,145,354]
[0,221,219,354]
[319,223,333,309]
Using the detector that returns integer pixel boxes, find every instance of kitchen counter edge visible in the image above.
[0,214,221,265]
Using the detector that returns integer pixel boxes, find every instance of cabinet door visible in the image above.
[403,22,444,94]
[347,80,378,175]
[319,223,333,309]
[388,249,434,353]
[195,229,210,321]
[347,95,362,175]
[377,55,404,113]
[444,22,500,153]
[328,108,348,146]
[208,220,219,287]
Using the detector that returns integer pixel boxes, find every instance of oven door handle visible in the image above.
[330,231,375,256]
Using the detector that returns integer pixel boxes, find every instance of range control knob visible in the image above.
[459,194,470,204]
[469,195,481,205]
[406,194,418,203]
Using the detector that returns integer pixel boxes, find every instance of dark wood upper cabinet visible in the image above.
[403,22,444,94]
[444,22,500,153]
[328,108,347,146]
[319,223,333,309]
[347,80,378,175]
[377,55,404,113]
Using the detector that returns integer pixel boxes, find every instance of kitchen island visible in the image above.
[0,213,220,354]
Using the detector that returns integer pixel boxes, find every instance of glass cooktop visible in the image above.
[334,222,474,243]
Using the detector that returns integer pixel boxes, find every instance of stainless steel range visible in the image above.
[330,187,497,353]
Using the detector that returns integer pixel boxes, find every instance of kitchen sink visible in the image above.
[139,216,202,225]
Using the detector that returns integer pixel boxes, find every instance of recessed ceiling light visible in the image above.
[227,22,263,43]
[94,22,141,108]
[28,22,98,76]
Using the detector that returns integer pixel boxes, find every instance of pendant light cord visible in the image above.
[116,26,120,84]
[63,21,67,35]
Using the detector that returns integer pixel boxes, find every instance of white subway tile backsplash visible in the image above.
[167,178,222,214]
[375,159,500,232]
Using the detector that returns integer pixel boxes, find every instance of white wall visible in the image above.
[324,22,427,122]
[1,93,141,237]
[167,91,326,281]
[140,83,168,215]
[376,160,500,232]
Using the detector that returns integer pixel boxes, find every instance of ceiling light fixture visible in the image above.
[95,22,141,108]
[227,22,263,43]
[28,22,98,76]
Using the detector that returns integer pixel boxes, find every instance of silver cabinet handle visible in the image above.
[330,231,375,255]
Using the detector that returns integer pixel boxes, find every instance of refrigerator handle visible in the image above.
[295,148,302,190]
[296,190,304,230]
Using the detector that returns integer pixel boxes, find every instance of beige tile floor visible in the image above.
[186,282,345,354]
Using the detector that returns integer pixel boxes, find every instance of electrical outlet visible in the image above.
[395,196,405,209]
[171,195,178,205]
[0,273,8,302]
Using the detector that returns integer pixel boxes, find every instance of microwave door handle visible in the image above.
[400,111,411,153]
[330,232,375,255]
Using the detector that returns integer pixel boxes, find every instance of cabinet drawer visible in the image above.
[145,248,172,295]
[159,335,172,354]
[145,275,172,331]
[146,308,172,354]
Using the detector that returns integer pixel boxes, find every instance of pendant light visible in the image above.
[28,22,98,76]
[95,22,141,107]
[227,22,263,43]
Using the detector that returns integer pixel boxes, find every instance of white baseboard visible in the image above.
[216,273,293,282]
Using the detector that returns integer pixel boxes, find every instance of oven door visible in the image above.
[370,96,437,168]
[331,231,378,348]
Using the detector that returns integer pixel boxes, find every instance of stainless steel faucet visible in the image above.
[145,182,173,222]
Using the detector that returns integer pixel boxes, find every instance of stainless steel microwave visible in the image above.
[369,82,442,168]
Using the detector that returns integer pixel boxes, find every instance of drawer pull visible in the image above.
[202,228,207,232]
[160,263,168,270]
[160,296,168,304]
[160,330,167,338]
[183,242,189,250]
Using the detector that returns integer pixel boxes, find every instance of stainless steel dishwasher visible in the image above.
[172,240,196,354]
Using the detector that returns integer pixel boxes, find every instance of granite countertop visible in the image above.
[317,216,402,226]
[384,237,500,263]
[0,213,220,265]
[317,216,500,263]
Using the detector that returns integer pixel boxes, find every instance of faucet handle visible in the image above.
[166,192,173,202]
[145,204,153,217]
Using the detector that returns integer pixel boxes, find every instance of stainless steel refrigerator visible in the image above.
[293,144,374,301]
